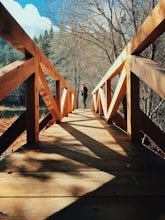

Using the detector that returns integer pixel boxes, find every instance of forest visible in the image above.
[0,0,164,137]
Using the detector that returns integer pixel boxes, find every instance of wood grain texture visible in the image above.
[0,109,164,219]
[129,55,165,99]
[0,58,34,101]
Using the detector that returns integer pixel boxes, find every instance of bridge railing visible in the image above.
[0,3,76,155]
[92,0,165,154]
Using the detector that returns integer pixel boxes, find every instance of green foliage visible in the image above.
[0,40,22,68]
[34,28,54,57]
[0,27,54,107]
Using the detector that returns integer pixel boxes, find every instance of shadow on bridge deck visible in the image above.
[0,109,165,220]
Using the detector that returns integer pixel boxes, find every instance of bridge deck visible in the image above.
[0,109,165,220]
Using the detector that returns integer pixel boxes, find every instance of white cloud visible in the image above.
[0,0,58,38]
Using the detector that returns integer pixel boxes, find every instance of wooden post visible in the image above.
[127,70,141,143]
[99,88,107,117]
[56,80,61,114]
[92,94,96,111]
[99,94,104,116]
[26,57,39,146]
[96,90,99,113]
[71,93,75,110]
[68,91,72,112]
[61,88,68,117]
[106,79,111,112]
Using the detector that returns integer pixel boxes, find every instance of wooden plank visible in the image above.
[140,110,165,151]
[129,55,165,99]
[0,197,165,220]
[106,69,126,122]
[0,58,34,101]
[0,170,165,197]
[0,109,165,219]
[38,65,61,122]
[0,112,26,155]
[0,171,114,197]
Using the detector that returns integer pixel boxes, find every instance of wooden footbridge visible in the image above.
[0,1,165,219]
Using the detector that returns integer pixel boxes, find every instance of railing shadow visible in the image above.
[0,109,165,219]
[46,190,165,220]
[44,110,165,220]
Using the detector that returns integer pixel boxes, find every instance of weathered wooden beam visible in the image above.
[0,112,26,155]
[106,69,126,122]
[0,58,34,101]
[129,55,165,100]
[140,110,165,151]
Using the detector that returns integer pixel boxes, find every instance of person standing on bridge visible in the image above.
[81,83,88,108]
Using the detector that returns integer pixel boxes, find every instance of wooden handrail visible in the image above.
[0,3,76,154]
[92,0,165,153]
[129,55,165,100]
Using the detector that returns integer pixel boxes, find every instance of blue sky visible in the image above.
[1,0,63,38]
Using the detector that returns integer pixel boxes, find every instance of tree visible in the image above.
[46,0,165,157]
